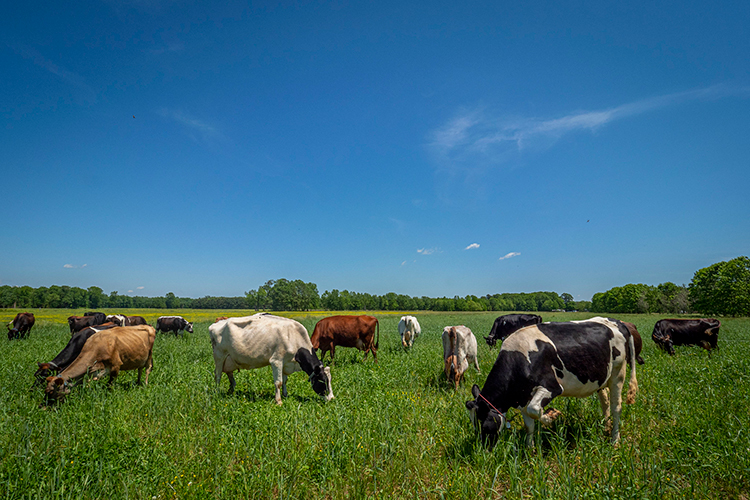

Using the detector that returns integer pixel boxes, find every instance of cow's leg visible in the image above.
[598,388,611,419]
[329,344,336,364]
[214,361,224,387]
[471,354,481,373]
[608,365,627,444]
[107,366,120,387]
[141,351,153,385]
[271,361,284,405]
[282,372,289,398]
[227,371,236,394]
[520,409,537,448]
[526,385,555,420]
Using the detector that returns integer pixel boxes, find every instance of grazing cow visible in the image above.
[442,326,480,389]
[126,316,147,326]
[107,314,129,326]
[311,315,379,363]
[8,312,35,340]
[84,312,107,325]
[652,318,720,355]
[465,318,638,448]
[34,323,118,384]
[43,325,156,405]
[398,315,421,348]
[155,316,193,336]
[68,315,103,334]
[484,314,543,347]
[209,313,334,404]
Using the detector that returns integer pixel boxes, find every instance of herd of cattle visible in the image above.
[6,310,722,447]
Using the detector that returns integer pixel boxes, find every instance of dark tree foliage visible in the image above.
[591,282,692,314]
[689,256,750,316]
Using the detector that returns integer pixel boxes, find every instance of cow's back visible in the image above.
[210,314,311,370]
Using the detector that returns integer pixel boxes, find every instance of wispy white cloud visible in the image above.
[128,290,134,293]
[429,84,749,171]
[401,261,407,266]
[465,243,480,250]
[11,44,96,103]
[63,263,88,269]
[498,252,520,260]
[417,248,439,255]
[158,108,223,143]
[137,286,145,290]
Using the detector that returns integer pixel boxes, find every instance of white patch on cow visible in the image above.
[500,325,550,363]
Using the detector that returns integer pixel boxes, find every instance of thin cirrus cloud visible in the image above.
[429,84,749,169]
[498,252,520,260]
[157,108,223,143]
[63,264,88,269]
[465,243,480,250]
[11,44,96,102]
[417,248,439,255]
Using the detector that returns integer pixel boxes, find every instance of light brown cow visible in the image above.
[44,325,155,404]
[311,315,379,363]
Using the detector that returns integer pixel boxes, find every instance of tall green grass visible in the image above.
[0,311,748,499]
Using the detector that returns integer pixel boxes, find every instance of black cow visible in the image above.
[33,322,117,385]
[156,316,193,336]
[84,311,107,325]
[466,317,638,449]
[127,316,147,326]
[8,312,35,340]
[68,315,105,334]
[652,318,720,355]
[484,314,543,347]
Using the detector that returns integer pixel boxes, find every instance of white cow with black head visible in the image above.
[466,317,637,448]
[398,315,421,348]
[209,313,334,405]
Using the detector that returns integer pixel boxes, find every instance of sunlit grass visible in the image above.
[0,311,748,498]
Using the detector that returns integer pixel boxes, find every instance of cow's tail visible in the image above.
[375,319,379,349]
[626,332,638,405]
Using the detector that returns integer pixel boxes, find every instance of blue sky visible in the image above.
[2,1,749,301]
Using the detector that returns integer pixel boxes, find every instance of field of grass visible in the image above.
[1,310,748,499]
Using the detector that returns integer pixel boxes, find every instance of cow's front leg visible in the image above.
[227,371,236,394]
[282,373,289,398]
[526,385,554,420]
[520,409,537,448]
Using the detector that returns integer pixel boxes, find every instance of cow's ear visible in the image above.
[314,364,322,375]
[471,384,481,399]
[466,400,478,411]
[54,378,64,386]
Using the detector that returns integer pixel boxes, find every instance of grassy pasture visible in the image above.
[0,310,748,499]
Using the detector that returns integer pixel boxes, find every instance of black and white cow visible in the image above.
[107,314,129,326]
[466,317,638,449]
[155,316,193,336]
[484,314,543,347]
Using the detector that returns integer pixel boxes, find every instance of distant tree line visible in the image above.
[2,256,746,315]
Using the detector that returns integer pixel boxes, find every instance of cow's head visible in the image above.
[44,376,70,404]
[465,384,506,449]
[34,362,58,385]
[294,348,334,402]
[185,322,194,333]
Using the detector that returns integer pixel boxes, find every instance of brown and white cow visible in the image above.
[311,315,379,363]
[8,312,35,340]
[652,318,720,355]
[34,322,117,384]
[43,325,155,405]
[442,325,480,389]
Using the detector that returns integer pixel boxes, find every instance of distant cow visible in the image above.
[106,314,127,326]
[465,317,638,448]
[398,315,421,348]
[215,317,229,323]
[84,312,107,325]
[43,325,156,405]
[442,325,480,389]
[34,323,117,384]
[652,318,720,355]
[68,315,104,334]
[8,312,35,340]
[484,314,542,347]
[126,316,147,326]
[209,314,334,404]
[311,315,379,363]
[155,316,193,336]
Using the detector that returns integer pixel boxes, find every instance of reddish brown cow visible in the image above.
[622,321,646,365]
[8,312,35,340]
[311,315,379,363]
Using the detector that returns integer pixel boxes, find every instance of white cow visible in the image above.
[208,313,334,405]
[398,315,421,348]
[442,325,480,389]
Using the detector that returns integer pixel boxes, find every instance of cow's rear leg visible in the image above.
[271,362,284,405]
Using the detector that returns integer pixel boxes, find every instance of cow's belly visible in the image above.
[222,352,273,372]
[558,368,608,398]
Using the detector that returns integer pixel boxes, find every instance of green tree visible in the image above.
[690,256,750,316]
